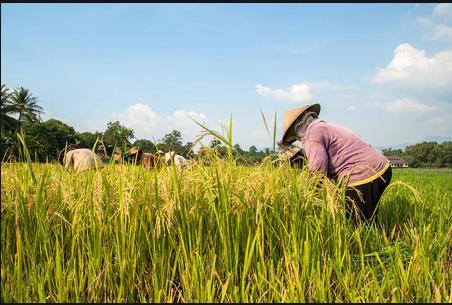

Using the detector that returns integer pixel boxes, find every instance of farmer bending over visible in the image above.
[278,103,392,223]
[59,144,104,173]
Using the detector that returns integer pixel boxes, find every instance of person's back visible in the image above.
[304,120,389,186]
[279,103,392,223]
[174,154,193,168]
[63,148,104,173]
[165,151,193,168]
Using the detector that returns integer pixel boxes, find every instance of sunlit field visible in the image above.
[1,160,451,302]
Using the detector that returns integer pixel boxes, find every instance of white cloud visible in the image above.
[256,83,312,103]
[372,43,452,88]
[417,16,433,27]
[112,103,158,139]
[346,105,356,111]
[161,110,207,141]
[433,3,452,20]
[109,103,207,142]
[432,24,452,41]
[417,4,452,42]
[379,97,437,113]
[164,110,206,127]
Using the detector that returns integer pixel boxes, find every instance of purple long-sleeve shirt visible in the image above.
[303,119,389,185]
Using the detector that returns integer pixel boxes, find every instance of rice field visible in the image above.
[1,159,451,302]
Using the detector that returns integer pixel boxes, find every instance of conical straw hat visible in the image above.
[281,103,320,144]
[129,146,141,155]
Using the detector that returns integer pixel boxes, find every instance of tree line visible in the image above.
[2,84,451,167]
[382,142,452,168]
[1,84,272,164]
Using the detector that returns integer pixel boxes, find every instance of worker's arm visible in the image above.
[303,139,329,190]
[64,151,74,170]
[304,139,329,176]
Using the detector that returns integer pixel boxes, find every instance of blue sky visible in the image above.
[2,3,452,150]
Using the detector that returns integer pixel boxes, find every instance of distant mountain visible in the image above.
[373,143,413,151]
[421,135,452,143]
[373,135,452,152]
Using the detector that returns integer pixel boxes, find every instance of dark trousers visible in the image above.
[345,166,392,223]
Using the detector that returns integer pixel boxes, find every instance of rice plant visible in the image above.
[1,132,451,302]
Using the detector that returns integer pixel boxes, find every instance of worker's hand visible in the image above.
[276,140,287,149]
[277,140,291,151]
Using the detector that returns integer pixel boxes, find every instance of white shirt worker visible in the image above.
[62,148,104,173]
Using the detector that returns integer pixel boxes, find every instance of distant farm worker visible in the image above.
[129,147,165,169]
[164,151,194,169]
[112,148,122,163]
[59,144,104,173]
[278,103,392,223]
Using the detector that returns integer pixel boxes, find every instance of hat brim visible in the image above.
[129,147,142,155]
[282,103,320,145]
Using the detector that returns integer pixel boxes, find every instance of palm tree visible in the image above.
[1,84,19,132]
[9,87,44,126]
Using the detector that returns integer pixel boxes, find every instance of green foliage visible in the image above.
[381,148,404,156]
[133,138,157,153]
[160,129,184,154]
[383,142,452,168]
[1,84,20,132]
[76,131,103,150]
[209,138,222,149]
[233,143,244,154]
[246,145,271,164]
[23,119,77,161]
[1,163,450,302]
[259,109,277,152]
[0,129,18,161]
[9,87,44,126]
[103,121,135,152]
[431,142,452,166]
[183,141,195,158]
[2,84,448,168]
[1,84,46,160]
